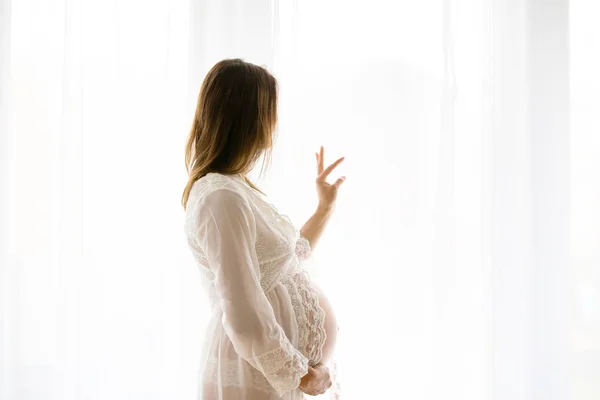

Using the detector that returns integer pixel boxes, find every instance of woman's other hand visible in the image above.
[315,146,345,211]
[299,363,333,396]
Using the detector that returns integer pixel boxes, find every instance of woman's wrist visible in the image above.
[299,366,315,387]
[300,204,335,252]
[316,202,335,214]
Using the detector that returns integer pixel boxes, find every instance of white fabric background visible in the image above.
[1,0,599,399]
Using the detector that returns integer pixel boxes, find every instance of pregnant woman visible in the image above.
[182,59,342,399]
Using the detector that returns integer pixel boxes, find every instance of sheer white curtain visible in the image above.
[1,0,599,399]
[1,1,198,399]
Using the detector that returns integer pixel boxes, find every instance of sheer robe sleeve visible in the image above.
[195,188,310,396]
[295,234,312,261]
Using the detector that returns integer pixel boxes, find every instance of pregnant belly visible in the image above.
[310,281,338,365]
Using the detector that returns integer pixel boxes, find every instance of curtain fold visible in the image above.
[1,1,12,396]
[527,1,570,399]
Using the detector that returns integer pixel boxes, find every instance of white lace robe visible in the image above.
[184,173,336,399]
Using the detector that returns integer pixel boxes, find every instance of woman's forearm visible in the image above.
[299,205,334,250]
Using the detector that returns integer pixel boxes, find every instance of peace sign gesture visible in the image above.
[315,146,346,211]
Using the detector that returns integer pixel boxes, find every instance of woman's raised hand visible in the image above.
[315,146,345,211]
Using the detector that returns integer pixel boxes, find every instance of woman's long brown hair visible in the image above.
[181,59,278,210]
